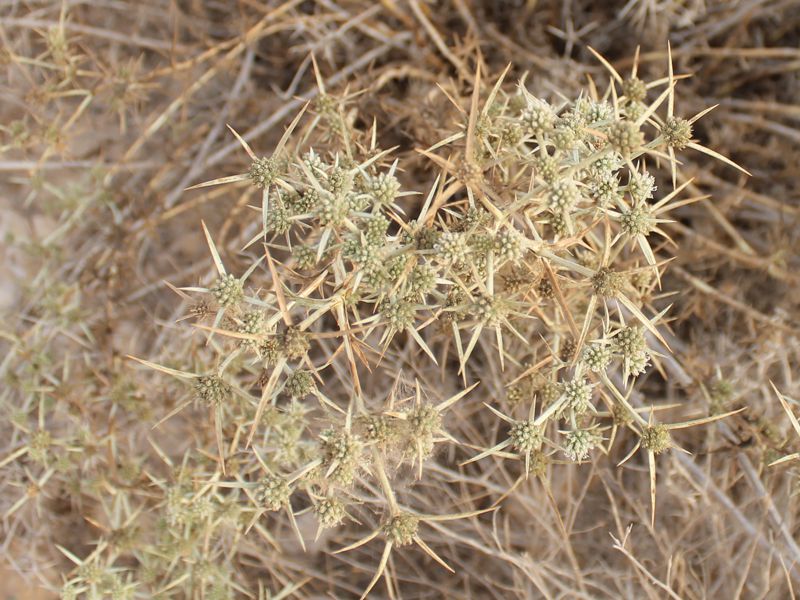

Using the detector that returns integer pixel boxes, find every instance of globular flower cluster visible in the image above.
[563,428,601,461]
[582,343,612,372]
[211,273,243,307]
[561,378,593,414]
[435,231,469,266]
[258,475,291,511]
[614,325,651,377]
[606,120,645,156]
[369,172,401,206]
[249,156,278,188]
[620,203,655,237]
[662,116,693,149]
[314,497,347,529]
[319,429,362,486]
[510,420,543,452]
[195,375,231,406]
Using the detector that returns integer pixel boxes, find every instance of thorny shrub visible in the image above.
[2,47,761,599]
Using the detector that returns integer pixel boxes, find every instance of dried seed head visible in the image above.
[615,324,651,378]
[357,414,394,444]
[383,255,407,283]
[640,424,671,454]
[551,125,578,151]
[347,190,370,212]
[404,404,442,461]
[500,120,524,146]
[627,170,656,203]
[188,496,214,523]
[281,327,310,360]
[662,116,693,149]
[456,157,482,185]
[526,449,549,477]
[460,206,490,230]
[470,232,494,257]
[408,404,441,439]
[365,214,390,244]
[624,100,647,121]
[629,268,655,290]
[383,513,420,546]
[628,349,651,376]
[578,98,614,124]
[539,380,562,404]
[505,384,526,408]
[590,173,621,207]
[589,153,622,179]
[238,310,264,351]
[284,370,315,398]
[29,429,52,463]
[303,148,324,172]
[290,188,317,214]
[549,212,568,237]
[195,375,231,406]
[592,267,624,298]
[503,264,536,294]
[314,93,338,115]
[612,403,635,426]
[709,379,734,413]
[343,236,381,267]
[475,113,493,139]
[77,562,105,586]
[259,337,281,366]
[407,220,439,250]
[326,167,354,196]
[560,338,578,362]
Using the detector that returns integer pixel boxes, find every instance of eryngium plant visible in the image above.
[122,50,746,598]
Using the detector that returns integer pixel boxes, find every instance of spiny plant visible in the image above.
[1,24,766,595]
[117,48,749,597]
